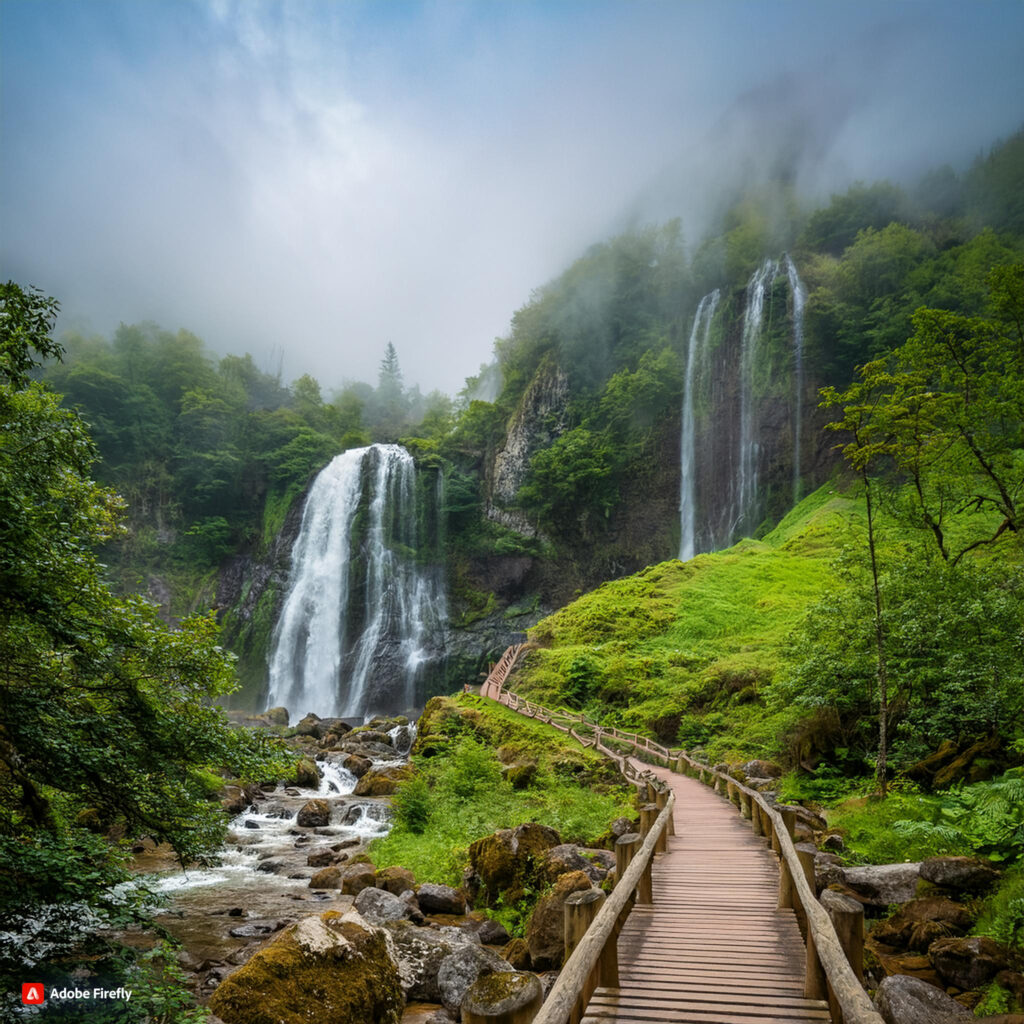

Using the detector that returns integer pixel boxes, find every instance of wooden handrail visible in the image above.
[674,751,883,1024]
[532,795,675,1024]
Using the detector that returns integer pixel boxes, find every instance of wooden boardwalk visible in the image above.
[582,761,832,1024]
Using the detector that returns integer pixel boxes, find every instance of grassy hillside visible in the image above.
[514,483,858,761]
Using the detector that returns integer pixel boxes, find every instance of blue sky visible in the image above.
[2,0,1023,394]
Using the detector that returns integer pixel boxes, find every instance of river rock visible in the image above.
[307,849,338,868]
[376,865,417,895]
[263,706,290,726]
[929,936,1010,990]
[342,738,399,759]
[436,943,513,1014]
[920,856,1001,894]
[294,758,320,788]
[221,784,258,816]
[208,909,403,1024]
[344,753,373,778]
[476,918,511,946]
[875,973,972,1024]
[417,882,467,915]
[342,862,378,895]
[462,972,543,1021]
[525,871,594,970]
[296,799,330,828]
[384,920,458,1002]
[842,863,922,906]
[354,764,414,796]
[296,713,322,737]
[309,866,344,889]
[355,886,415,925]
[871,897,975,952]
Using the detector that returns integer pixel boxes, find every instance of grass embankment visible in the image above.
[369,694,635,888]
[516,483,857,761]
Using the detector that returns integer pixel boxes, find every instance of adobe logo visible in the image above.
[22,983,45,1005]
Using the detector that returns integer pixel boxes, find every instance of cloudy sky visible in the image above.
[2,0,1022,395]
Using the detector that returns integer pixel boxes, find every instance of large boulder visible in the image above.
[467,822,562,905]
[309,866,344,889]
[384,920,458,1003]
[842,863,922,907]
[875,973,972,1024]
[541,844,600,885]
[208,909,403,1024]
[920,856,1001,894]
[353,764,414,796]
[296,799,330,828]
[355,886,416,925]
[376,865,417,896]
[342,862,378,895]
[929,936,1011,991]
[416,882,467,916]
[525,871,594,970]
[741,759,783,779]
[294,758,320,788]
[870,898,975,952]
[436,943,513,1015]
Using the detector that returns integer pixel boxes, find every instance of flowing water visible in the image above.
[735,257,779,538]
[678,289,719,561]
[784,253,807,504]
[266,444,446,721]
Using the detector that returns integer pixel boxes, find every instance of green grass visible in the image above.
[516,484,858,756]
[368,695,634,889]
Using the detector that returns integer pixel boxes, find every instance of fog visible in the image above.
[1,0,1022,395]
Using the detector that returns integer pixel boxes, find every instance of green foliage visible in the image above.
[974,865,1024,950]
[0,286,288,964]
[370,696,633,887]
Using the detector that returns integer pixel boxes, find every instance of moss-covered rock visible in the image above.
[354,763,414,795]
[467,822,561,905]
[207,909,403,1024]
[525,870,594,969]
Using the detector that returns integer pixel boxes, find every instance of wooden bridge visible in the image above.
[478,650,884,1024]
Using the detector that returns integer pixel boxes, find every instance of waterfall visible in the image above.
[784,254,807,505]
[266,444,446,721]
[678,289,719,561]
[735,257,779,536]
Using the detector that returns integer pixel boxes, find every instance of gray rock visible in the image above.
[476,918,511,946]
[355,886,416,925]
[875,973,971,1024]
[842,863,922,906]
[436,943,513,1014]
[920,856,1001,893]
[929,936,1010,990]
[741,759,783,778]
[439,925,481,945]
[542,844,600,883]
[417,882,467,915]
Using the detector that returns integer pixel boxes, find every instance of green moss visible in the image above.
[208,912,402,1024]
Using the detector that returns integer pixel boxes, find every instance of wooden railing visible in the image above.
[480,642,530,700]
[481,643,883,1024]
[673,751,884,1024]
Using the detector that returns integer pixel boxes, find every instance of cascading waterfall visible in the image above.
[266,444,446,721]
[735,257,779,536]
[678,289,719,561]
[784,254,807,505]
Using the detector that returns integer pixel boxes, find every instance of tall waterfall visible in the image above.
[784,254,807,504]
[735,257,779,536]
[266,444,446,721]
[678,289,719,561]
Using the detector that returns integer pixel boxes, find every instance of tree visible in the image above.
[0,284,285,947]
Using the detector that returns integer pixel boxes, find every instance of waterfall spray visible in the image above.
[679,289,719,561]
[266,444,446,721]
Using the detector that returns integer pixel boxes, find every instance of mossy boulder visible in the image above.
[354,764,414,796]
[207,909,403,1024]
[525,870,594,969]
[342,862,378,895]
[293,758,320,788]
[296,799,330,828]
[870,898,975,952]
[467,822,561,905]
[377,865,417,895]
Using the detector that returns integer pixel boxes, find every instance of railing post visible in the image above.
[777,855,794,910]
[639,803,658,838]
[739,790,752,820]
[615,832,640,887]
[751,800,764,836]
[779,806,798,841]
[564,888,606,1019]
[654,788,675,837]
[821,887,865,1024]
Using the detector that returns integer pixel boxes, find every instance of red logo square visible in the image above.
[22,983,45,1004]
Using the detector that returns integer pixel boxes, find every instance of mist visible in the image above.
[1,0,1022,395]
